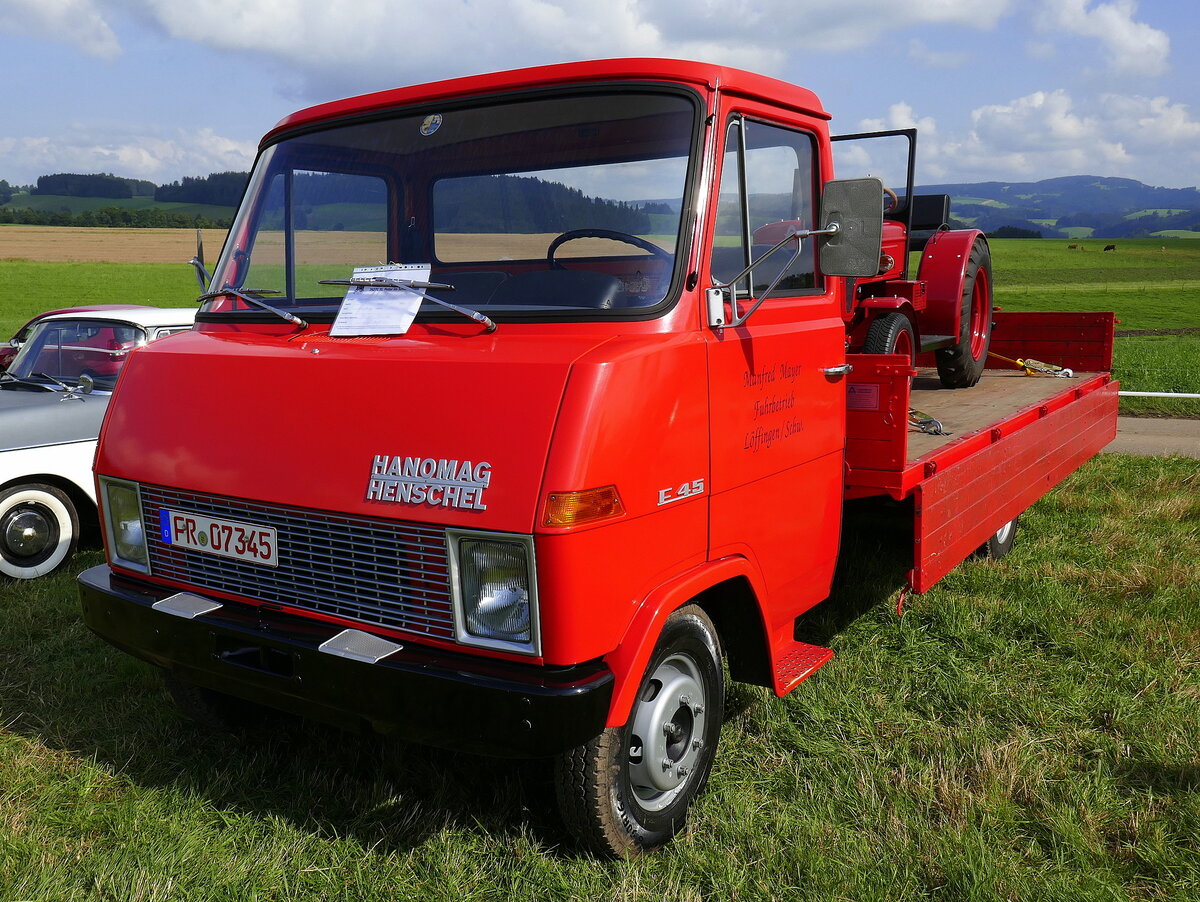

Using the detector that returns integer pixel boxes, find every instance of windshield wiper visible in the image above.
[0,371,55,392]
[197,287,308,329]
[319,278,496,334]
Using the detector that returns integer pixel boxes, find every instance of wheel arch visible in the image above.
[602,557,771,727]
[0,473,98,545]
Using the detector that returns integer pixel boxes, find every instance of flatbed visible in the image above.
[846,310,1119,591]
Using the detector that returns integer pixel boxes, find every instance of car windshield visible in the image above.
[203,88,698,323]
[5,319,147,390]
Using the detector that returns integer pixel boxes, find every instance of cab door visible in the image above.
[705,114,848,623]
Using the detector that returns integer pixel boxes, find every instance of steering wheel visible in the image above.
[882,185,899,214]
[547,229,672,269]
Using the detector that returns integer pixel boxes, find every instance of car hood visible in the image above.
[98,328,614,533]
[0,387,109,452]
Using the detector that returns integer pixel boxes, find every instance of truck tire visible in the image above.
[554,604,724,858]
[864,312,916,361]
[972,517,1018,560]
[935,238,992,388]
[0,483,80,580]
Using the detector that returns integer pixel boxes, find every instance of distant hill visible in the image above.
[917,175,1200,239]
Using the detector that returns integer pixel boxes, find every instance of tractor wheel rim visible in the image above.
[968,277,989,358]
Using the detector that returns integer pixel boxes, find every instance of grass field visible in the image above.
[986,239,1200,417]
[1,455,1197,900]
[1,231,1198,897]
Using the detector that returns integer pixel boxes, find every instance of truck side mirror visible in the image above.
[818,178,885,277]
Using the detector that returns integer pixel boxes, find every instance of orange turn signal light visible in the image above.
[543,486,625,528]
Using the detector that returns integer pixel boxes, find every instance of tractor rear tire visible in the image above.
[936,238,993,388]
[864,312,916,362]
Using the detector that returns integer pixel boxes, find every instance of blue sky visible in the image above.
[1,0,1197,189]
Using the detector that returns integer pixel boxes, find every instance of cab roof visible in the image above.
[264,58,829,145]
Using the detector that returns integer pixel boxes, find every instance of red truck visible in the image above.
[79,59,1118,858]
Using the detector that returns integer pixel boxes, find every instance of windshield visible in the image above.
[204,88,698,323]
[5,319,147,390]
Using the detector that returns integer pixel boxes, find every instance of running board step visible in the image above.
[774,641,834,695]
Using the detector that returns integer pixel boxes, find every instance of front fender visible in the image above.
[602,555,767,727]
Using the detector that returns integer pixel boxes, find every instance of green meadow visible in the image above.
[0,236,1197,900]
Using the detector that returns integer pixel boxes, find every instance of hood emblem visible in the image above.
[366,455,491,511]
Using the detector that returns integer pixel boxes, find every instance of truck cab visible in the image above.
[79,59,1116,858]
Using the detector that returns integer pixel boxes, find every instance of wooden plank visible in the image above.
[906,370,1081,461]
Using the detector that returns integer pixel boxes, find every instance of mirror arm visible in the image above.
[707,222,840,328]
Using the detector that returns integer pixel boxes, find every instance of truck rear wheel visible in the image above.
[554,604,724,858]
[0,483,80,580]
[972,516,1018,560]
[864,312,916,362]
[935,238,993,388]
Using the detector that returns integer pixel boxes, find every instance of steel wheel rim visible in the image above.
[627,652,708,812]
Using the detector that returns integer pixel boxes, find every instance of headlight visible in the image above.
[100,478,149,572]
[447,530,538,655]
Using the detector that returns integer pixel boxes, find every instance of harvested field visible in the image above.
[0,226,674,265]
[0,226,229,264]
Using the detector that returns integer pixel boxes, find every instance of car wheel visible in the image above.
[554,604,724,858]
[0,483,80,579]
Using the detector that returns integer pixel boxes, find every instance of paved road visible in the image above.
[1105,417,1200,458]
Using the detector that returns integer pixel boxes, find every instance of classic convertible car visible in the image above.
[1,307,196,579]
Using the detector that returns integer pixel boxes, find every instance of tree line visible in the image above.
[0,205,232,229]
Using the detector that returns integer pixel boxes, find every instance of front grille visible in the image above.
[140,485,454,640]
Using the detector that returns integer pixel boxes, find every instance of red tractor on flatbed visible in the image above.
[79,59,1117,857]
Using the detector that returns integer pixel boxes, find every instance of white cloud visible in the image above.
[907,88,1200,185]
[0,0,121,59]
[1033,0,1169,76]
[101,0,1016,94]
[0,128,256,184]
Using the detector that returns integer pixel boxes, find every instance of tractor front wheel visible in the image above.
[864,312,916,362]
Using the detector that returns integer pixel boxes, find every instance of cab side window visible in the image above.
[711,118,819,296]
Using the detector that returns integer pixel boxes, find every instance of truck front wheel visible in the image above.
[936,238,993,388]
[554,604,724,858]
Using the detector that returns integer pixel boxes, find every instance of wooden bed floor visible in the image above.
[906,369,1097,461]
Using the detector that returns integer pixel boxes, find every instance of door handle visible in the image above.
[822,364,854,376]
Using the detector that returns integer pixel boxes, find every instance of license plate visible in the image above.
[159,509,278,567]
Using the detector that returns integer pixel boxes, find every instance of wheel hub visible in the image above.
[627,653,707,811]
[3,508,51,558]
